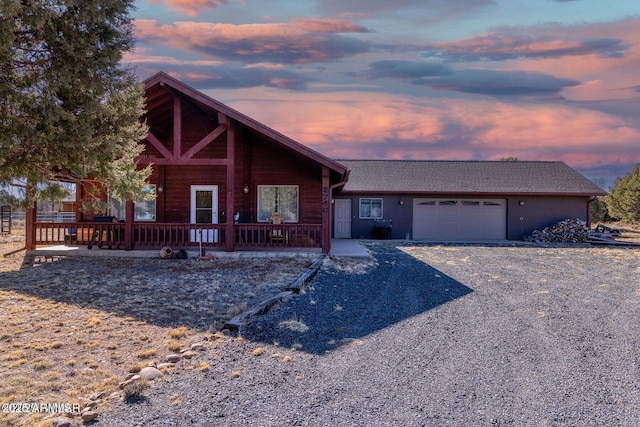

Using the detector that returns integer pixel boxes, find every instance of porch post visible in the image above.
[25,202,36,250]
[124,200,134,251]
[225,117,235,252]
[321,166,331,254]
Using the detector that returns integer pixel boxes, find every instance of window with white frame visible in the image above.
[257,185,298,222]
[109,185,157,221]
[359,198,383,219]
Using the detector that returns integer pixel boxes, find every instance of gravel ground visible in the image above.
[98,241,640,427]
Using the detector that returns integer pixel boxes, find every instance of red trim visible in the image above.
[146,131,174,159]
[136,158,230,166]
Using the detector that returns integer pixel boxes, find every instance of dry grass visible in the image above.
[136,348,158,359]
[170,393,180,406]
[166,340,183,352]
[123,378,150,403]
[278,318,310,333]
[0,230,315,427]
[168,326,187,339]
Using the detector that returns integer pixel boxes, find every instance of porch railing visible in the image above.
[35,222,125,249]
[33,222,322,250]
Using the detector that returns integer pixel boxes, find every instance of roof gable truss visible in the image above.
[140,87,230,166]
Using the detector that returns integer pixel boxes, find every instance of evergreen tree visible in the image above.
[605,165,640,224]
[590,197,610,223]
[589,177,610,223]
[0,0,150,208]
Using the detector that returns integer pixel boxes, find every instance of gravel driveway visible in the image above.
[99,241,640,427]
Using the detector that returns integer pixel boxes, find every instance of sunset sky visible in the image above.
[127,0,640,188]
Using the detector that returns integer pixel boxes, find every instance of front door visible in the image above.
[190,185,218,243]
[334,199,352,238]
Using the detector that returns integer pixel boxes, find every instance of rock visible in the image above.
[139,366,163,380]
[52,417,72,427]
[190,342,204,351]
[147,361,157,367]
[118,375,141,389]
[89,392,105,401]
[180,350,198,359]
[157,362,176,370]
[85,400,98,409]
[77,397,91,408]
[166,353,181,363]
[81,411,99,422]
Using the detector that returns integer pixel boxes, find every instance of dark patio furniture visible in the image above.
[373,219,393,239]
[88,216,120,249]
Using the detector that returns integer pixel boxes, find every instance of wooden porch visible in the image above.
[32,221,322,251]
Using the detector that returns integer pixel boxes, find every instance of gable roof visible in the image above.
[338,160,606,196]
[143,72,347,177]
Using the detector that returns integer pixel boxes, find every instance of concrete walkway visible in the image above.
[329,239,371,257]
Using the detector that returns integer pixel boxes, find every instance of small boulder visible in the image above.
[89,392,105,401]
[180,350,198,359]
[77,397,91,408]
[166,353,181,363]
[52,417,72,427]
[157,362,176,370]
[81,411,99,422]
[139,366,163,380]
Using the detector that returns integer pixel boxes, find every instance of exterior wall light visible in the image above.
[518,200,525,206]
[157,184,164,193]
[243,185,249,194]
[399,200,404,206]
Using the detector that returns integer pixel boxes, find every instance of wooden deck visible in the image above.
[33,222,322,250]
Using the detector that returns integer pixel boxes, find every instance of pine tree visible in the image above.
[0,0,150,208]
[605,165,640,224]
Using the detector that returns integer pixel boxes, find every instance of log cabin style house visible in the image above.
[28,72,605,253]
[29,72,348,254]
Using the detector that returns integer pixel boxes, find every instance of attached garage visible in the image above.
[413,198,506,241]
[334,160,606,241]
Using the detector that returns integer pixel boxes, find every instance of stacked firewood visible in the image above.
[523,218,591,243]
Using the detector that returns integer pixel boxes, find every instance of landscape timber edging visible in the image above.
[223,255,326,331]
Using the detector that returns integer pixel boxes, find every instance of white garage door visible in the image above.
[413,198,506,241]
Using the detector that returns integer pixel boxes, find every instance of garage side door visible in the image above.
[413,199,506,241]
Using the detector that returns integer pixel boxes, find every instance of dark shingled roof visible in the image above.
[337,160,606,196]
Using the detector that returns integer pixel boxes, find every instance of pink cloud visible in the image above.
[134,18,370,64]
[211,88,640,170]
[419,17,640,105]
[289,18,370,33]
[147,0,229,17]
